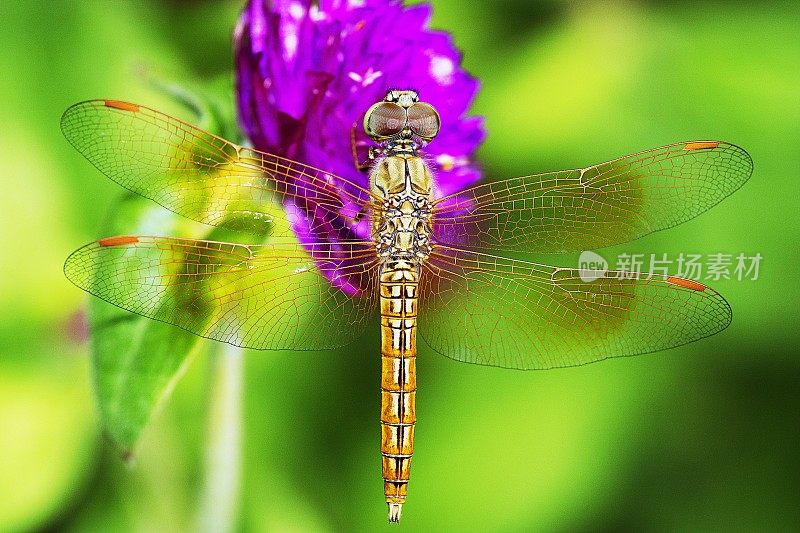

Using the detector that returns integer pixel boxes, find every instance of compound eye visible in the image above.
[365,102,406,139]
[407,102,440,140]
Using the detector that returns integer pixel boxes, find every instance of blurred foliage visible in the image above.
[0,0,798,531]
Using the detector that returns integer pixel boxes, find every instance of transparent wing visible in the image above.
[432,141,752,253]
[64,236,379,350]
[418,246,731,369]
[61,100,379,236]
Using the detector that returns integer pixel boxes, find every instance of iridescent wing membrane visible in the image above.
[61,100,379,236]
[65,236,378,350]
[420,248,731,369]
[422,141,751,368]
[63,100,752,364]
[63,100,382,349]
[432,141,752,253]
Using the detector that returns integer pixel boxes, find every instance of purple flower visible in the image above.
[235,0,484,290]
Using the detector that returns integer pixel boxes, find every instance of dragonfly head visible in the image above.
[364,90,440,154]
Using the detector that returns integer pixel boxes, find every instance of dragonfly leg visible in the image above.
[351,121,378,171]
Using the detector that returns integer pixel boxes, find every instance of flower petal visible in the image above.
[235,0,486,291]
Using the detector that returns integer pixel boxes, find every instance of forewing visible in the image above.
[60,100,378,236]
[64,236,379,350]
[432,142,752,253]
[418,246,731,369]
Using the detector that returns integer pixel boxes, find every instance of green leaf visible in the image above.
[88,81,257,455]
[90,296,203,456]
[148,73,243,143]
[89,194,205,455]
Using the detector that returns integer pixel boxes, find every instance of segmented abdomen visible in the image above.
[379,259,418,510]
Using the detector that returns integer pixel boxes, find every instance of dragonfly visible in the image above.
[62,90,752,522]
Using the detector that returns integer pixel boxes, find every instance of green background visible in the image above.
[1,0,798,531]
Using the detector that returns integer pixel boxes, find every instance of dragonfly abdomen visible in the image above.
[369,121,433,522]
[379,259,419,522]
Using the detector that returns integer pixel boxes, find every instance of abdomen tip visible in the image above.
[388,502,403,522]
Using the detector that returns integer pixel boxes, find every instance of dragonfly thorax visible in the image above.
[376,193,432,260]
[371,154,433,261]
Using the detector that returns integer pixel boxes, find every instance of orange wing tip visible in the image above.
[99,236,140,247]
[103,100,140,113]
[683,141,720,151]
[667,276,706,292]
